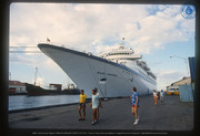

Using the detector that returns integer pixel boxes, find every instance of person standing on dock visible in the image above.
[97,90,103,118]
[90,88,102,125]
[160,90,165,104]
[78,90,87,121]
[157,91,160,101]
[153,90,158,105]
[130,87,140,125]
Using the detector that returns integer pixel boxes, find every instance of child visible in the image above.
[78,90,87,121]
[130,87,140,125]
[153,90,158,105]
[90,88,101,125]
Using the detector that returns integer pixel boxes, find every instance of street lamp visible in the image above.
[9,72,11,80]
[170,55,190,77]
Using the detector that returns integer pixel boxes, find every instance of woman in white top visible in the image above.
[153,90,158,105]
[90,88,102,125]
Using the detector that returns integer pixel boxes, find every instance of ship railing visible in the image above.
[39,41,97,56]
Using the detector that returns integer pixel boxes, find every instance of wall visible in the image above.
[179,85,193,102]
[9,85,26,93]
[173,78,191,86]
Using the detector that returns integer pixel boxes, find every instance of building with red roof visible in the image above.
[9,80,27,94]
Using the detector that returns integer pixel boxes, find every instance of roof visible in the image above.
[9,80,25,86]
[49,83,62,86]
[171,77,191,86]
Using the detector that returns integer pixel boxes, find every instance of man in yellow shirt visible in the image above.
[79,90,87,121]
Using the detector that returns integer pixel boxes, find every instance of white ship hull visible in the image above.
[38,43,157,98]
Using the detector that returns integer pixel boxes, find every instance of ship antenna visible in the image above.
[120,37,125,49]
[122,37,125,44]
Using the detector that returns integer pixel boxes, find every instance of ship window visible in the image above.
[100,78,107,81]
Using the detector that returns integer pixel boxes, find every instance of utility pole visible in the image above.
[34,67,38,85]
[170,55,190,77]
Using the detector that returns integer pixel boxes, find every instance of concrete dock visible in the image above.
[9,95,194,134]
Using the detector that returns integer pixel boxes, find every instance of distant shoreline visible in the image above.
[9,83,80,96]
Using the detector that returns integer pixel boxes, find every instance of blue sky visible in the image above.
[9,3,195,90]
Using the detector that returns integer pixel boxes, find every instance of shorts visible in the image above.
[79,103,86,107]
[132,105,139,108]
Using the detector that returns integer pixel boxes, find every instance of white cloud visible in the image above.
[155,69,186,90]
[9,53,39,65]
[95,44,121,54]
[10,3,195,55]
[35,77,45,87]
[9,4,146,52]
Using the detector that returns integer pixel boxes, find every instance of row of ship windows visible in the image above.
[122,70,131,74]
[123,70,156,80]
[108,53,132,56]
[97,71,156,84]
[97,71,133,76]
[170,88,179,90]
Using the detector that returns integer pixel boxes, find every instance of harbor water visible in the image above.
[9,95,80,111]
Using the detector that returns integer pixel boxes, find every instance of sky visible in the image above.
[9,3,195,90]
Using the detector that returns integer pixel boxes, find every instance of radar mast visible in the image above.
[119,37,125,49]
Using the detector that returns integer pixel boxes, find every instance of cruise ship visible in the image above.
[38,40,157,98]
